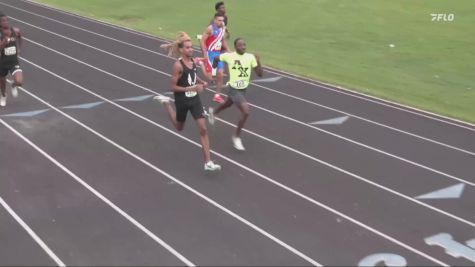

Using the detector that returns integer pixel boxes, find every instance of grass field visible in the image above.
[36,0,475,123]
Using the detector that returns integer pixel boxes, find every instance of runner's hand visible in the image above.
[0,37,8,47]
[196,58,205,66]
[254,53,261,63]
[195,84,204,93]
[189,84,204,93]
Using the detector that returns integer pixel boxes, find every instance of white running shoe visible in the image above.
[232,135,245,151]
[0,95,6,107]
[202,106,209,117]
[208,107,215,125]
[204,161,221,171]
[153,95,171,104]
[11,86,18,98]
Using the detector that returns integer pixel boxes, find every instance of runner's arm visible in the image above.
[254,54,263,77]
[0,29,10,50]
[0,37,8,50]
[13,27,21,55]
[222,38,230,53]
[196,76,208,88]
[200,26,212,59]
[212,56,222,69]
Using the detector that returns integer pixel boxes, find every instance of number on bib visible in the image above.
[185,91,197,98]
[235,80,245,89]
[4,46,16,56]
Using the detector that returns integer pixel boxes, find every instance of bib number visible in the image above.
[4,46,16,56]
[185,91,197,98]
[234,80,245,89]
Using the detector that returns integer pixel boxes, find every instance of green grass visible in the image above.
[36,0,475,123]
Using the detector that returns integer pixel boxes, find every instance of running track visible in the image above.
[1,0,475,265]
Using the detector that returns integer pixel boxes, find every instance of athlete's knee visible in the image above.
[240,111,250,121]
[241,105,250,117]
[197,119,208,136]
[199,126,208,136]
[13,73,23,86]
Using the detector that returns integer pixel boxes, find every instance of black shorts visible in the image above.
[175,96,205,122]
[0,64,22,77]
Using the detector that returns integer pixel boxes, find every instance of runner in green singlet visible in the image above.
[208,37,263,151]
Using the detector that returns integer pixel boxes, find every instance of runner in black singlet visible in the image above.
[155,32,221,171]
[0,13,23,107]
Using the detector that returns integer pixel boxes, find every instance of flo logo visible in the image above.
[431,13,455,22]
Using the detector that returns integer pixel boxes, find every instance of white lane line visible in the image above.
[0,120,195,267]
[17,0,475,131]
[13,85,322,267]
[19,57,451,265]
[20,40,475,223]
[20,39,475,219]
[0,195,66,266]
[240,97,475,188]
[249,82,475,156]
[264,66,475,131]
[20,36,475,191]
[3,3,474,149]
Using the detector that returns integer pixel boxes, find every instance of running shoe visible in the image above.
[204,161,221,171]
[153,95,171,104]
[232,135,245,151]
[208,107,215,125]
[212,94,224,103]
[0,95,6,107]
[11,86,18,98]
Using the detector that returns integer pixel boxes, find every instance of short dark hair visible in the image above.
[0,12,6,18]
[214,13,224,18]
[234,37,245,46]
[215,2,224,10]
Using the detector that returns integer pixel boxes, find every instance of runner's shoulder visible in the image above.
[12,27,21,36]
[173,59,183,70]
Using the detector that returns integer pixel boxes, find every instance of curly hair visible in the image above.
[160,31,192,58]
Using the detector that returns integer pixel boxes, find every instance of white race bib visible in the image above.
[185,91,197,98]
[215,41,222,50]
[234,80,246,89]
[4,46,16,56]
